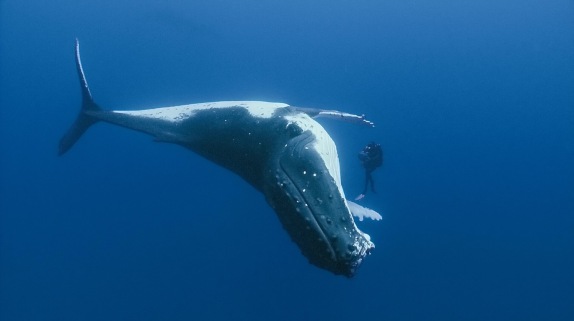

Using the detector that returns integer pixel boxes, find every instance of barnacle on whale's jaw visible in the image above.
[263,130,375,277]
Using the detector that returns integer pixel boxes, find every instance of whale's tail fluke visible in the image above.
[59,39,101,156]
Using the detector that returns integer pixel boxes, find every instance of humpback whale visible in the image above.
[60,40,382,277]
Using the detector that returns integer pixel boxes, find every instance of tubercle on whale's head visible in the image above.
[263,128,375,277]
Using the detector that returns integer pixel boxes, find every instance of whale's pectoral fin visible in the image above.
[347,200,382,221]
[291,107,375,127]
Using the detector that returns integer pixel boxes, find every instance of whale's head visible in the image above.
[263,113,375,277]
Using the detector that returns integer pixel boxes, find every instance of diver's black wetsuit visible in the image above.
[356,142,383,200]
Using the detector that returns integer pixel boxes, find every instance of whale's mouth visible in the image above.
[264,130,373,277]
[278,162,338,260]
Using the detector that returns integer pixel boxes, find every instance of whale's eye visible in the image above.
[286,123,303,138]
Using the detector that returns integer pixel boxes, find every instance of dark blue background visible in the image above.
[1,1,573,320]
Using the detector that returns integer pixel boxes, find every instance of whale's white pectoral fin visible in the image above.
[315,110,375,127]
[292,107,375,127]
[347,200,382,221]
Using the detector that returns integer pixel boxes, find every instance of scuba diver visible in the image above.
[355,142,383,200]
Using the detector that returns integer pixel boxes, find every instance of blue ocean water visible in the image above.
[1,0,573,320]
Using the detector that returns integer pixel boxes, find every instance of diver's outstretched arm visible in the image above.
[293,107,375,127]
